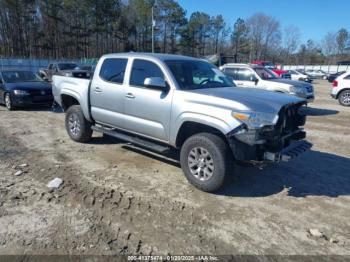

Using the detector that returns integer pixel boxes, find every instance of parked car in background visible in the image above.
[287,70,312,83]
[39,62,91,81]
[0,69,53,110]
[305,69,329,80]
[327,71,346,83]
[220,63,314,102]
[52,53,311,192]
[79,64,95,75]
[331,71,350,106]
[251,60,291,79]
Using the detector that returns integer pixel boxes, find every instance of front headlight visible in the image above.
[13,90,30,95]
[290,86,306,95]
[232,111,279,128]
[64,72,72,77]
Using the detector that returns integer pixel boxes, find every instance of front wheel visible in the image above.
[180,132,233,192]
[338,90,350,107]
[4,93,14,111]
[65,105,93,142]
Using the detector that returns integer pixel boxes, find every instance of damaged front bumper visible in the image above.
[227,102,311,163]
[263,140,312,162]
[227,125,311,163]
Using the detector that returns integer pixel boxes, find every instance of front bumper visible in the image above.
[228,128,308,162]
[293,93,314,103]
[12,94,53,107]
[263,140,312,162]
[227,102,309,163]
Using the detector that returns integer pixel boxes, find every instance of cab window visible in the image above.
[130,59,164,87]
[99,58,128,84]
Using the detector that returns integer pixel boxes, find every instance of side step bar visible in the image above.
[91,125,170,153]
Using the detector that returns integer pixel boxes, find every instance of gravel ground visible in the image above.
[0,80,349,256]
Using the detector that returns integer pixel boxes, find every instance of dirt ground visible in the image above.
[0,80,349,256]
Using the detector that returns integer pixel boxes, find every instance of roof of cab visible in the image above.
[101,52,201,62]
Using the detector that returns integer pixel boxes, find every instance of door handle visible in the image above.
[94,87,102,93]
[236,82,243,86]
[125,93,135,99]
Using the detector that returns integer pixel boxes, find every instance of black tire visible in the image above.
[4,93,14,111]
[65,105,93,142]
[338,90,350,107]
[180,132,233,192]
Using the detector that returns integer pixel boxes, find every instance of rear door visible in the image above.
[123,58,172,142]
[90,57,128,129]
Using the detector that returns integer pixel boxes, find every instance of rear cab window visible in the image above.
[99,58,128,84]
[129,59,164,87]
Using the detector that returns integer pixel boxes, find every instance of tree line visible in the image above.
[0,0,349,65]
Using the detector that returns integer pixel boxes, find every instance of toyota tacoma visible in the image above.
[52,53,311,192]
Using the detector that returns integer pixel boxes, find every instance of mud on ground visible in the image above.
[0,80,349,256]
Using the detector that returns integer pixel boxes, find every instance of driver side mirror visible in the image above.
[144,77,168,90]
[250,75,259,85]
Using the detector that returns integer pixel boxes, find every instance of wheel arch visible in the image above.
[337,88,350,99]
[61,93,80,111]
[175,121,228,148]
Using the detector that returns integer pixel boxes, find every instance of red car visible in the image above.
[251,60,291,79]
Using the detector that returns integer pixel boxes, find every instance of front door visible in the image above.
[90,58,128,129]
[123,59,172,142]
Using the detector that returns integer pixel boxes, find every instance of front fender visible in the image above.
[169,112,241,146]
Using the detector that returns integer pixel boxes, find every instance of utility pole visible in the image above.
[152,5,154,53]
[151,0,157,53]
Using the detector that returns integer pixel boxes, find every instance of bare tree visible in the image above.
[246,13,281,61]
[321,32,337,64]
[283,25,300,64]
[336,28,349,56]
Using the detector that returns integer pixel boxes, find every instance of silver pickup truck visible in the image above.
[52,53,311,192]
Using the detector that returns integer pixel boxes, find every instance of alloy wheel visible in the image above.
[187,147,214,181]
[5,94,12,110]
[340,91,350,106]
[68,113,81,136]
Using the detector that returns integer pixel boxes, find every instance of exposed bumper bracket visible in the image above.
[264,140,312,162]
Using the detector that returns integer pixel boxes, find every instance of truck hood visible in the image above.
[187,87,305,114]
[269,78,312,88]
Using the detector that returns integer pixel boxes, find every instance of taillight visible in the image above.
[333,80,338,87]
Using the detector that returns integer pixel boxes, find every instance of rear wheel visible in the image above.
[65,105,93,142]
[338,90,350,106]
[180,132,233,192]
[4,93,14,111]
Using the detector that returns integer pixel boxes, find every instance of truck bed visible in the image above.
[52,75,91,120]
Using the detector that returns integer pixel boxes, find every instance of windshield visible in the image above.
[165,60,235,90]
[263,61,275,69]
[2,71,43,83]
[58,63,78,70]
[79,65,94,71]
[254,67,277,80]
